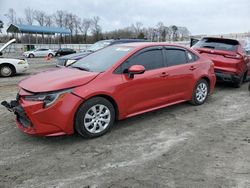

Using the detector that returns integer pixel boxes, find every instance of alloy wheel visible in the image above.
[0,66,12,77]
[195,82,208,103]
[84,104,111,134]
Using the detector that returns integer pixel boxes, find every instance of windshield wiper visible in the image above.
[72,66,90,71]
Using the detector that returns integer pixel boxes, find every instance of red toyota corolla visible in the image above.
[2,43,216,138]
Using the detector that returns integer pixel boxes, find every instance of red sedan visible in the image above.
[2,43,216,138]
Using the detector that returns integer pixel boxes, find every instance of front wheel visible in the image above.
[75,97,115,138]
[0,65,15,77]
[191,79,209,105]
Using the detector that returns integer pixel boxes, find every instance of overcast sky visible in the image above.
[0,0,249,35]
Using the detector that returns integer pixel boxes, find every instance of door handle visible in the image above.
[189,66,196,71]
[159,72,169,77]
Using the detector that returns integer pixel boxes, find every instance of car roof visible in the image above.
[114,42,189,49]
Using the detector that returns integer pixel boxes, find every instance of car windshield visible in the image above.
[193,38,239,52]
[87,41,112,52]
[71,46,134,72]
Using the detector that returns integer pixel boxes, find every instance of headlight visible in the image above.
[18,60,26,64]
[24,89,72,108]
[66,59,76,66]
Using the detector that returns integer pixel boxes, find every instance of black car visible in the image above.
[56,39,149,67]
[55,48,76,56]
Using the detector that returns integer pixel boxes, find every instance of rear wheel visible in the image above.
[233,74,244,88]
[0,64,15,77]
[75,97,115,138]
[191,79,209,105]
[48,53,53,58]
[28,54,34,58]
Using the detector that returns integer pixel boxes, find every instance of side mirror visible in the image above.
[0,52,2,56]
[128,65,145,78]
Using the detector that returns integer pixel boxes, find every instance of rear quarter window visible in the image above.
[165,49,187,66]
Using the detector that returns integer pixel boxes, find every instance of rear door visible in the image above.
[163,47,198,101]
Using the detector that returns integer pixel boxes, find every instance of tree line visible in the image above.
[1,8,191,44]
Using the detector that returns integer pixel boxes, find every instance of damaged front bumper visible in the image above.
[1,99,33,131]
[1,90,83,137]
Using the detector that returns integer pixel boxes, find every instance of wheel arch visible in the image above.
[0,63,16,74]
[77,94,120,121]
[199,76,211,93]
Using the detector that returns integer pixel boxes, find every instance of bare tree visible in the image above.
[4,8,17,25]
[177,26,190,40]
[17,17,25,24]
[45,15,53,27]
[65,13,76,33]
[171,25,178,41]
[131,22,143,36]
[33,10,46,26]
[0,20,3,33]
[80,18,91,43]
[54,10,65,28]
[91,16,102,41]
[24,7,34,25]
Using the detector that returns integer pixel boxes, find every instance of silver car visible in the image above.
[23,48,56,58]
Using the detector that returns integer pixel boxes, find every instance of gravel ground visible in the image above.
[0,58,250,188]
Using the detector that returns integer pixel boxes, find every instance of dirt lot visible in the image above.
[0,58,250,188]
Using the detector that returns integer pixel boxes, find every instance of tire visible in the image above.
[28,54,34,58]
[243,71,248,82]
[75,97,115,138]
[48,53,53,58]
[191,79,209,105]
[0,64,15,77]
[233,74,244,88]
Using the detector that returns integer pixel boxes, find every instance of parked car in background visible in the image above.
[0,39,29,77]
[192,37,250,87]
[2,42,215,138]
[23,48,56,58]
[56,38,149,67]
[55,48,76,56]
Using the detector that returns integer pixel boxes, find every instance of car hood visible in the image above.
[19,68,100,93]
[0,38,16,52]
[58,51,92,60]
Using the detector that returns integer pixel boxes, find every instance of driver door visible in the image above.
[118,47,169,116]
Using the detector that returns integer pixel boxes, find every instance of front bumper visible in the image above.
[16,63,29,73]
[215,71,240,83]
[1,92,83,136]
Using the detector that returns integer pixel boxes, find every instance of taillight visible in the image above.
[224,54,243,59]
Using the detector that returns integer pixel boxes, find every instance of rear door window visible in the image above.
[165,49,187,66]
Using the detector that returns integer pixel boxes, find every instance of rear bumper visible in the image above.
[215,71,240,83]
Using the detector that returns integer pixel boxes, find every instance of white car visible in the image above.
[0,39,29,77]
[23,48,56,58]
